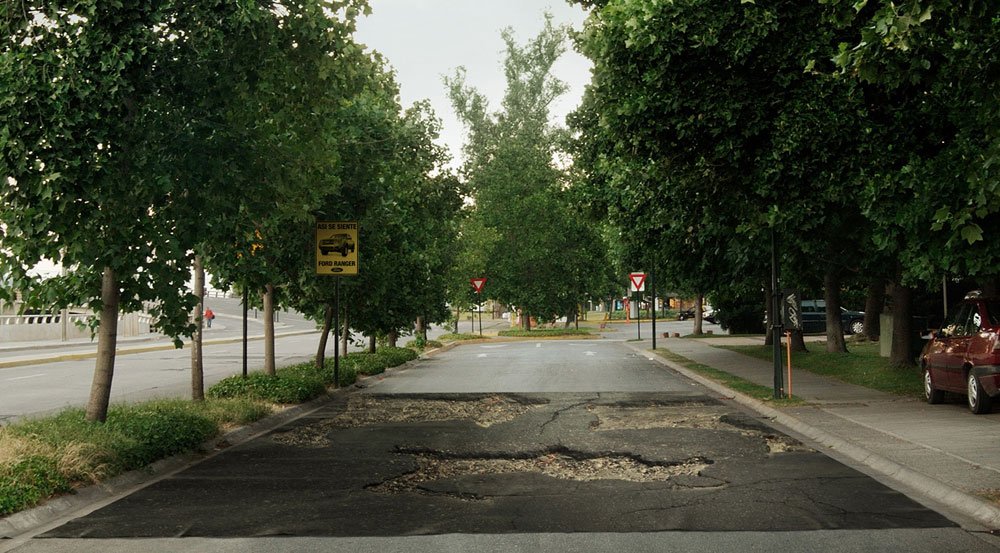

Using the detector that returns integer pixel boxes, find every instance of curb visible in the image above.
[630,341,1000,530]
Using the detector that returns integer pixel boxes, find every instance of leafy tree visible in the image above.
[447,15,611,328]
[570,0,889,353]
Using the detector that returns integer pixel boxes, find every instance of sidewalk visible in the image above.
[634,335,1000,530]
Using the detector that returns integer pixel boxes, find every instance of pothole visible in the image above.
[587,405,813,454]
[367,450,714,498]
[272,395,536,448]
[587,404,728,431]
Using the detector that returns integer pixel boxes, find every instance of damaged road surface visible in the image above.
[18,340,1000,552]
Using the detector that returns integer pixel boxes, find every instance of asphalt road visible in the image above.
[6,339,1000,552]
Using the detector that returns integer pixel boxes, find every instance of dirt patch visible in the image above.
[976,488,1000,506]
[368,451,713,498]
[272,395,535,448]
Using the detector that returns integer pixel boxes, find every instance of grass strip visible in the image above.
[653,349,805,407]
[716,341,922,398]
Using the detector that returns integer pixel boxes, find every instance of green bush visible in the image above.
[345,352,389,376]
[498,328,594,338]
[436,333,480,342]
[0,457,72,516]
[208,372,326,404]
[378,346,419,366]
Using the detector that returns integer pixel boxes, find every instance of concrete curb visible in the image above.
[0,386,343,542]
[630,342,1000,530]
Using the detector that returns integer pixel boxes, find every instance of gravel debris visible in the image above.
[368,452,711,496]
[272,395,535,448]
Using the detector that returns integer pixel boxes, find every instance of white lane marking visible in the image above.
[480,344,509,349]
[477,353,488,358]
[536,343,542,348]
[7,373,46,381]
[584,351,596,356]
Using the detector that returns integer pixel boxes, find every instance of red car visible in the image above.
[922,292,1000,414]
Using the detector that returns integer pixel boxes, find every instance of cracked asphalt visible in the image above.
[13,339,1000,551]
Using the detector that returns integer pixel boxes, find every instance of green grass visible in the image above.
[653,349,805,406]
[717,341,923,398]
[497,328,596,338]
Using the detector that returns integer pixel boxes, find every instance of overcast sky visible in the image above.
[354,0,592,169]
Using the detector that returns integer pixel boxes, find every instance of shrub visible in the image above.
[378,346,418,366]
[405,338,443,350]
[497,328,593,338]
[436,333,480,342]
[208,372,326,404]
[345,352,389,376]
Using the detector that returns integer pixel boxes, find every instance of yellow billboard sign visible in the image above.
[316,221,359,276]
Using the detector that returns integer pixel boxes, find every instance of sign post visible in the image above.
[781,289,801,398]
[317,221,359,387]
[470,278,487,336]
[629,272,646,341]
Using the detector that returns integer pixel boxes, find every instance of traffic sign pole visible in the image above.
[470,278,487,336]
[334,277,340,388]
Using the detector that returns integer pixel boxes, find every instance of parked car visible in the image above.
[799,299,865,335]
[677,308,695,321]
[319,233,355,256]
[703,306,719,324]
[921,291,1000,414]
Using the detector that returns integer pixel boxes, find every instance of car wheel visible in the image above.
[967,371,992,414]
[924,368,944,404]
[849,320,864,335]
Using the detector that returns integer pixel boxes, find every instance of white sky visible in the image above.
[353,0,592,169]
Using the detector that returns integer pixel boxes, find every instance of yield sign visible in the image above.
[470,277,487,293]
[629,272,646,293]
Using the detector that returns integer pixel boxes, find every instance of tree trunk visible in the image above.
[789,329,808,352]
[316,304,333,370]
[693,293,704,335]
[388,329,398,348]
[191,255,205,401]
[824,270,848,353]
[889,281,914,366]
[864,278,886,342]
[455,306,460,334]
[85,267,119,423]
[523,310,531,331]
[368,335,376,353]
[263,283,275,376]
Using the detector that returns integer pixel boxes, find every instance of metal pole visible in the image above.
[651,269,657,350]
[636,291,641,341]
[478,296,483,336]
[771,227,784,398]
[242,287,248,378]
[334,277,340,388]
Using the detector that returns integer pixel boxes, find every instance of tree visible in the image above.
[447,15,611,328]
[570,0,886,353]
